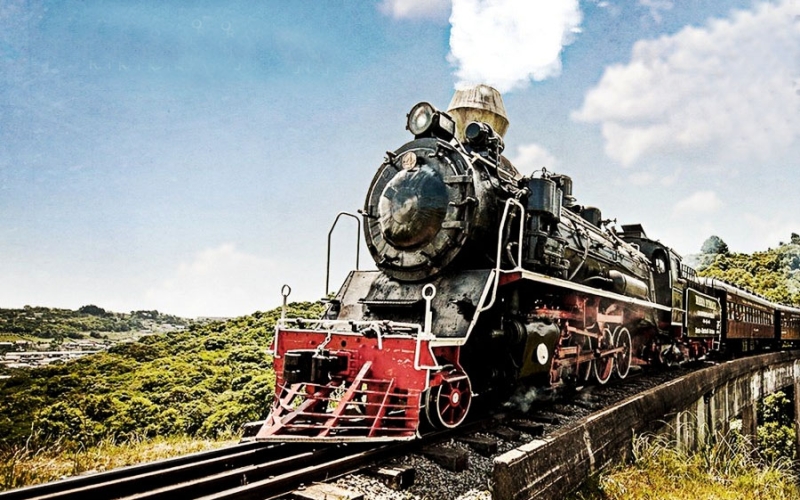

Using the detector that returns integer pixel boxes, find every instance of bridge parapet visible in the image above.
[492,351,800,500]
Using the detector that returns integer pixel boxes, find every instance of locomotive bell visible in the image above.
[447,84,509,141]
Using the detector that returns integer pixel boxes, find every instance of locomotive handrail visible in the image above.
[277,318,420,335]
[422,284,436,334]
[280,284,291,320]
[325,212,361,297]
[478,198,526,314]
[272,317,441,371]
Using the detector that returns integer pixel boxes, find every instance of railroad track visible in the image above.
[0,430,471,500]
[0,439,378,500]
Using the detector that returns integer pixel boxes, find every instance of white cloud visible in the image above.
[620,167,679,187]
[509,143,558,174]
[672,191,722,217]
[638,0,673,24]
[659,168,681,186]
[380,0,451,20]
[573,0,800,167]
[627,171,655,186]
[144,244,277,318]
[448,0,582,92]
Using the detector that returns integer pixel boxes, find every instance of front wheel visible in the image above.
[425,369,472,429]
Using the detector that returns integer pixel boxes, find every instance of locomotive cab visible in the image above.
[618,224,721,362]
[618,225,682,322]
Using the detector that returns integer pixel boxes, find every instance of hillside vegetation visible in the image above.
[0,301,324,448]
[690,234,800,305]
[0,305,189,342]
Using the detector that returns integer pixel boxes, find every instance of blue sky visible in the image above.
[1,0,798,317]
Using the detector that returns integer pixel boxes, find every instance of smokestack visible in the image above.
[447,84,509,142]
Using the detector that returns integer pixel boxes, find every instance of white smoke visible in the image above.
[503,386,542,413]
[448,0,583,92]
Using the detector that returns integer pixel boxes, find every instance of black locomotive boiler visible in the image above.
[254,85,800,442]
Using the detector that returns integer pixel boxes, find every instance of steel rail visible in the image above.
[1,411,494,500]
[198,443,406,500]
[117,444,366,500]
[0,441,295,500]
[196,420,490,500]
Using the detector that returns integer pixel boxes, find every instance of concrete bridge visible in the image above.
[492,351,800,500]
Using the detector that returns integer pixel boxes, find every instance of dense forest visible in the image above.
[0,301,324,447]
[690,233,800,305]
[0,305,190,341]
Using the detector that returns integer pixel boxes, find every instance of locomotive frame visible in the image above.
[253,85,800,443]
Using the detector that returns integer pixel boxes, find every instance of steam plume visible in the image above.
[448,0,582,92]
[503,386,542,413]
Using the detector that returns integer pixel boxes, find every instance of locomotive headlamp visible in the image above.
[406,102,456,141]
[407,102,435,135]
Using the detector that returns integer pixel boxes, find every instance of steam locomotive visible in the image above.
[254,85,800,442]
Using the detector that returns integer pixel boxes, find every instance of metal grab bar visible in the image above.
[479,198,526,313]
[280,284,291,320]
[325,212,361,296]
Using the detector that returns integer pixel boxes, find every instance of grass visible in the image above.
[570,432,799,500]
[0,433,237,492]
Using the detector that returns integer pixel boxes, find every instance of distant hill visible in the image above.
[684,234,800,306]
[0,305,190,342]
[0,301,324,447]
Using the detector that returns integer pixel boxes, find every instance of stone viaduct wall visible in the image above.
[492,351,800,500]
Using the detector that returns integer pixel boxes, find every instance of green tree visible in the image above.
[78,305,107,316]
[701,235,730,255]
[757,390,796,462]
